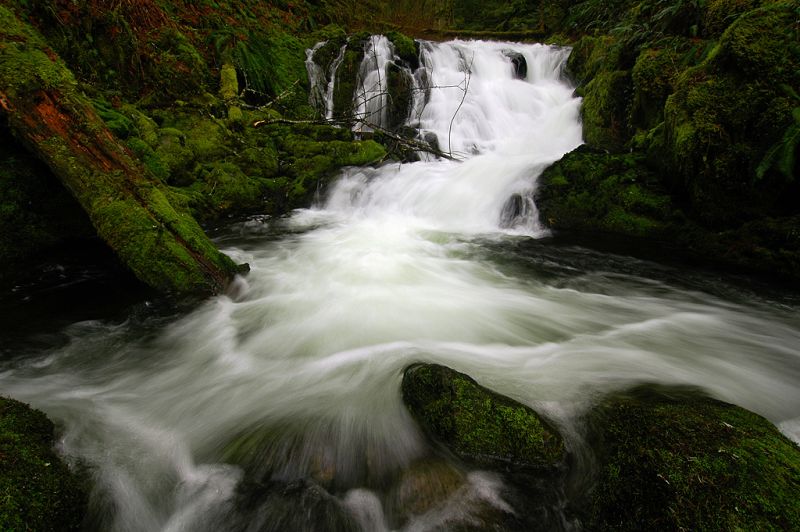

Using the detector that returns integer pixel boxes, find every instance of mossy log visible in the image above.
[0,6,238,296]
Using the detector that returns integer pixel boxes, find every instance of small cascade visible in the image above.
[304,41,327,112]
[324,43,348,119]
[353,35,396,132]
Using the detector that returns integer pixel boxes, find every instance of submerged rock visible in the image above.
[386,458,466,525]
[401,364,565,471]
[0,397,88,530]
[232,478,360,532]
[583,385,800,530]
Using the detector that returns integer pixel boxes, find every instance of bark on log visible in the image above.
[0,6,238,296]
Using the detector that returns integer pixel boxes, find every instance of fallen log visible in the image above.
[0,6,239,296]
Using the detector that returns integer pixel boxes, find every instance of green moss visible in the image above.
[121,106,160,147]
[0,9,76,97]
[579,70,632,151]
[703,0,763,36]
[584,385,800,530]
[537,146,676,238]
[91,98,134,139]
[332,47,363,121]
[219,62,239,102]
[191,161,268,217]
[147,28,211,103]
[631,43,684,129]
[0,397,88,530]
[386,31,417,66]
[401,364,565,470]
[154,128,195,186]
[659,3,800,226]
[567,35,623,87]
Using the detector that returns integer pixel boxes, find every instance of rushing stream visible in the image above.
[2,39,800,531]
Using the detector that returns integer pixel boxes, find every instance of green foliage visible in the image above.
[0,397,88,530]
[216,30,308,102]
[401,363,565,469]
[757,86,800,182]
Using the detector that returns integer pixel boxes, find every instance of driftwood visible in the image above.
[0,7,238,296]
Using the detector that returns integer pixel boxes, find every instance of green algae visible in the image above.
[584,385,800,530]
[0,397,88,530]
[401,364,565,470]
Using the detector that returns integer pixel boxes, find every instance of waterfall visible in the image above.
[325,43,348,119]
[4,37,800,532]
[353,35,395,132]
[327,39,581,235]
[304,41,327,112]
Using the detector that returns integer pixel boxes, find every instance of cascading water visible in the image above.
[353,35,395,132]
[305,41,328,112]
[2,38,800,532]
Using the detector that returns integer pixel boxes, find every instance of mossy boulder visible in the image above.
[0,397,88,530]
[583,385,800,530]
[386,31,418,69]
[578,69,632,151]
[536,145,678,238]
[401,364,565,471]
[660,2,800,226]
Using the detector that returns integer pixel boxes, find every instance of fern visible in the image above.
[756,86,800,182]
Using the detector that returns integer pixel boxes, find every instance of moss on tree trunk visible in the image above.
[0,6,238,296]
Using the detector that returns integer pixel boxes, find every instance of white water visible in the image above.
[305,41,327,113]
[353,35,395,132]
[3,40,800,531]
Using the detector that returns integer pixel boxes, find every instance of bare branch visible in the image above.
[448,52,473,158]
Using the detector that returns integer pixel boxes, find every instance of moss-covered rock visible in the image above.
[0,397,88,530]
[401,364,565,471]
[659,2,800,226]
[578,70,632,151]
[537,145,678,237]
[583,385,800,530]
[386,30,418,68]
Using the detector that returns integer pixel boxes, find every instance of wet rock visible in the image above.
[582,385,800,530]
[234,478,360,532]
[386,62,414,131]
[499,193,526,228]
[401,364,565,471]
[504,51,528,80]
[386,458,466,525]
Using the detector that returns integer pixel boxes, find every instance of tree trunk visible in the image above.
[0,6,239,296]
